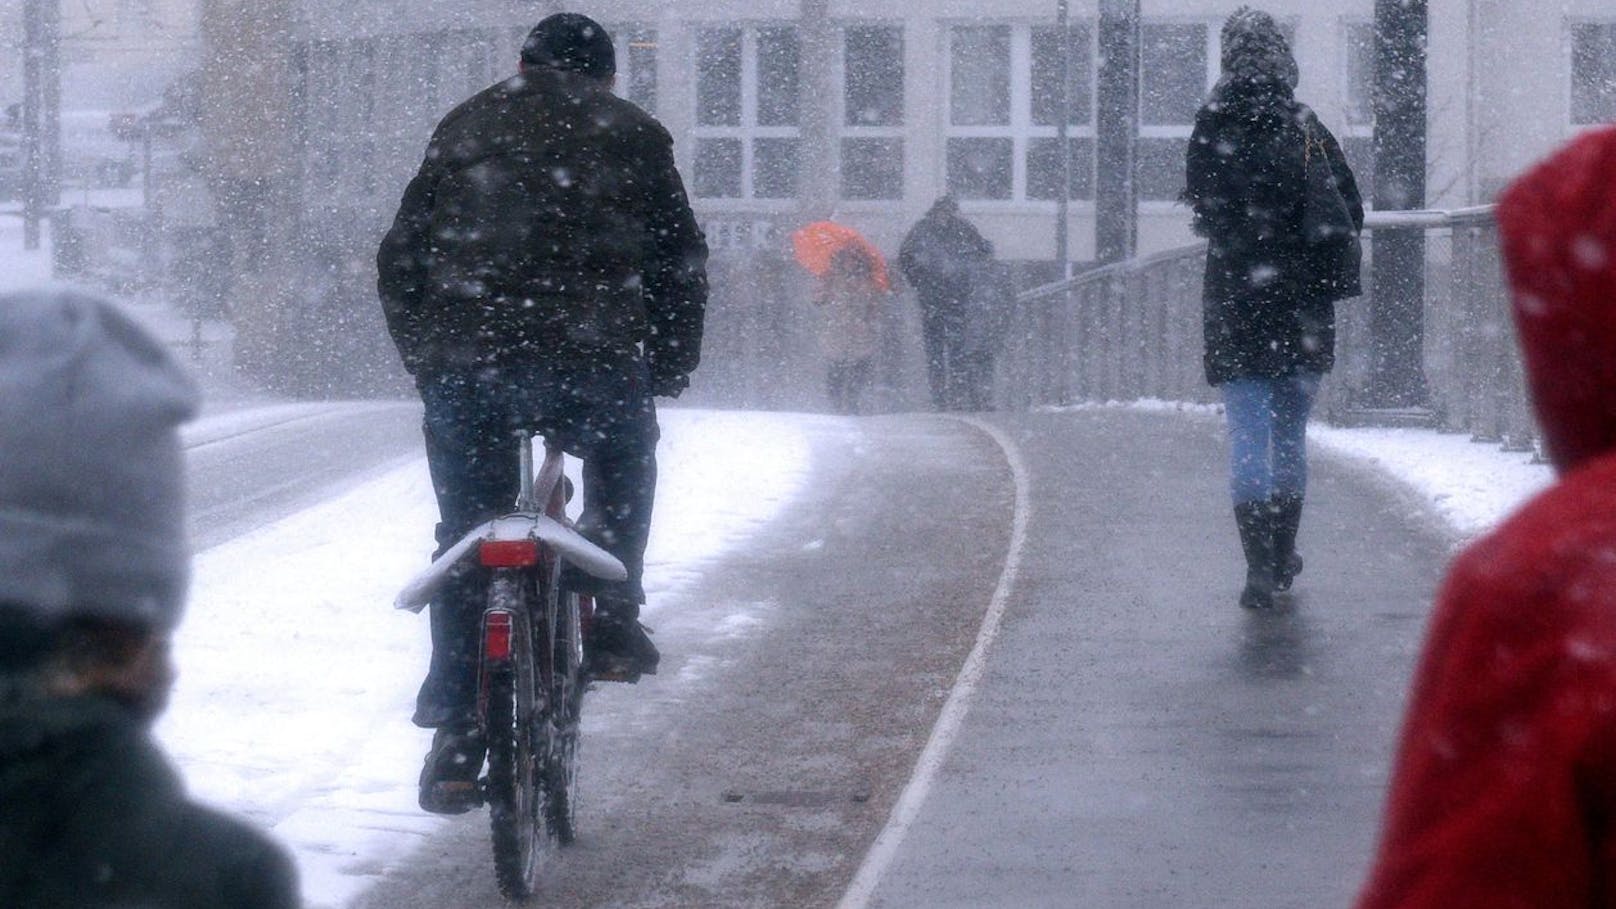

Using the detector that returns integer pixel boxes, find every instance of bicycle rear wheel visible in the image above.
[544,589,587,844]
[484,570,546,900]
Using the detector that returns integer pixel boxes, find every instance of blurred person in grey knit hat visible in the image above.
[0,289,299,908]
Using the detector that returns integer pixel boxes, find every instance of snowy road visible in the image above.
[159,401,1523,908]
[183,402,424,549]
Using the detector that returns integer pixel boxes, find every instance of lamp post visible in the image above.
[1094,0,1139,264]
[20,0,60,252]
[1365,0,1430,409]
[1055,0,1070,277]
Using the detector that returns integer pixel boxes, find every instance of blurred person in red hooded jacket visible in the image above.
[1354,125,1616,908]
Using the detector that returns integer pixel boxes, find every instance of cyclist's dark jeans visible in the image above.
[412,357,659,729]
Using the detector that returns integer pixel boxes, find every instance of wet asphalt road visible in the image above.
[353,414,1013,908]
[184,401,423,549]
[201,404,1452,907]
[854,410,1450,908]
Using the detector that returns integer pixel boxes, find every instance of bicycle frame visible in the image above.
[397,433,621,898]
[393,438,626,615]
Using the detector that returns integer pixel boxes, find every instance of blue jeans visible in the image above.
[413,359,659,727]
[1221,374,1321,506]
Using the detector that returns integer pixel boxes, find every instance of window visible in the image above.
[1029,24,1095,201]
[693,25,801,199]
[1572,23,1616,125]
[303,41,343,196]
[618,27,658,113]
[1140,24,1206,127]
[1136,22,1210,202]
[841,24,904,200]
[1343,21,1375,127]
[945,23,1096,202]
[1341,21,1377,201]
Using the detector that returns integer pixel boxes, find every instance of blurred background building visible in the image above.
[3,0,1613,401]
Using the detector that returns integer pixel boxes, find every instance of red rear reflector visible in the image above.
[480,539,539,567]
[485,611,514,661]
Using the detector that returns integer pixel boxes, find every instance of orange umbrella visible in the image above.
[790,221,891,291]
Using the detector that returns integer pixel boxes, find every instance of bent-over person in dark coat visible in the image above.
[376,13,708,815]
[1183,6,1363,611]
[899,195,995,411]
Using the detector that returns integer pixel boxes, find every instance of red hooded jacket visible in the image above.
[1356,125,1616,908]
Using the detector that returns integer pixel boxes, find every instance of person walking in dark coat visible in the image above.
[0,289,299,909]
[377,13,708,813]
[1183,6,1363,610]
[899,195,995,410]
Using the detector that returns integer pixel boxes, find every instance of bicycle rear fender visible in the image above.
[394,514,628,614]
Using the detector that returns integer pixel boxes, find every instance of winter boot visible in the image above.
[418,725,485,815]
[1234,501,1277,610]
[1270,493,1305,592]
[585,599,659,682]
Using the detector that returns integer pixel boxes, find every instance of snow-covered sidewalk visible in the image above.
[157,407,819,907]
[1045,399,1554,542]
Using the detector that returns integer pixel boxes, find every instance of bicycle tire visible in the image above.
[485,570,545,900]
[544,588,586,844]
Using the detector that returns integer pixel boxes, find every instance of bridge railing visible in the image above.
[999,206,1538,449]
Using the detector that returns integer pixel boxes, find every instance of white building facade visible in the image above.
[278,0,1616,275]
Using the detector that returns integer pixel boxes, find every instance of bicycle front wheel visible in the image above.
[484,570,545,900]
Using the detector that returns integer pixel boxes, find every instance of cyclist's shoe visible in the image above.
[418,726,485,815]
[585,605,659,683]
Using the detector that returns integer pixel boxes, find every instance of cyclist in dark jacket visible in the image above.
[1183,6,1362,610]
[0,289,299,909]
[377,13,708,814]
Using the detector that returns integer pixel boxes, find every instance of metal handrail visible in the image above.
[1000,205,1533,449]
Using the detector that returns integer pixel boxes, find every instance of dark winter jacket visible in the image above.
[1354,126,1616,909]
[1184,79,1363,386]
[377,67,708,389]
[0,694,299,908]
[898,208,995,305]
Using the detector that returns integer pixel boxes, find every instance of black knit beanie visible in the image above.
[521,13,616,80]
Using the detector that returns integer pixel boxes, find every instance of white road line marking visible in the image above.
[835,416,1032,909]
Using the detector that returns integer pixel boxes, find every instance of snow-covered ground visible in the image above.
[1060,398,1555,539]
[159,407,818,907]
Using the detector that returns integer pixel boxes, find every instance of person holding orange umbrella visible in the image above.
[791,222,891,414]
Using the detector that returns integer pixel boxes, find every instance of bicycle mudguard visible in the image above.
[394,514,628,614]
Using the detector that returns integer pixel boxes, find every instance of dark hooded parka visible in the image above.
[1183,8,1363,386]
[1355,125,1616,909]
[376,64,708,389]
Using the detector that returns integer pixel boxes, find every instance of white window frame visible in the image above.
[690,23,801,203]
[943,20,1099,208]
[837,20,906,204]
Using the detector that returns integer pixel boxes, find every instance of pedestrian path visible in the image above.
[846,408,1452,909]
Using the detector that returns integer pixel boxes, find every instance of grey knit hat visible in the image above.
[1220,7,1299,89]
[0,289,199,631]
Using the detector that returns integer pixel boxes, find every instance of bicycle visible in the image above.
[396,433,627,899]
